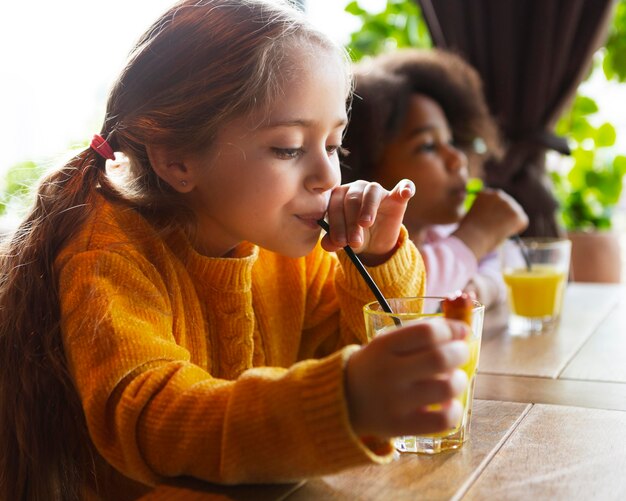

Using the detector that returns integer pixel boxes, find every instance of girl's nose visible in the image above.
[307,150,341,193]
[444,143,468,173]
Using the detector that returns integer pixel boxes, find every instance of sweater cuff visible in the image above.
[300,346,395,465]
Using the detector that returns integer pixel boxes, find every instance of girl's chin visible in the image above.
[269,239,319,259]
[446,207,467,224]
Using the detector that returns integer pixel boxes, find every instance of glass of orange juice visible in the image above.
[501,238,571,335]
[363,297,485,454]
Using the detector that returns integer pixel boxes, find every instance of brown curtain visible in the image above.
[416,0,616,236]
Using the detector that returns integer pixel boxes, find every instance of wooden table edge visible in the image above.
[475,373,626,411]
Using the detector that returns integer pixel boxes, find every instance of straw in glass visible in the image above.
[317,219,401,326]
[512,235,532,271]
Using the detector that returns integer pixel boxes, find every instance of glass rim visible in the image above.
[363,296,485,317]
[513,237,572,250]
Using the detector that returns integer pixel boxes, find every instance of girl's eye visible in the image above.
[416,142,437,153]
[272,147,303,160]
[326,145,349,157]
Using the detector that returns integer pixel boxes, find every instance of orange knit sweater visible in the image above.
[56,193,425,495]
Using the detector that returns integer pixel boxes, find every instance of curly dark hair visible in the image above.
[342,48,502,183]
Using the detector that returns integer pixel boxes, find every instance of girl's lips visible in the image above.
[445,187,467,208]
[450,187,467,199]
[296,215,324,230]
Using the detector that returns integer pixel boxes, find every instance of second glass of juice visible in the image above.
[501,238,571,335]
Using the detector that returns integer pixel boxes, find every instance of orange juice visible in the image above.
[461,336,481,379]
[503,265,567,318]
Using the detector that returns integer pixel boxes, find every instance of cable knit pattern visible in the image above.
[55,193,425,496]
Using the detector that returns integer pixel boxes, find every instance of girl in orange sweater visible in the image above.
[0,1,470,499]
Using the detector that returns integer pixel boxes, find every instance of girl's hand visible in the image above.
[345,318,470,439]
[464,275,498,309]
[321,179,415,265]
[453,189,529,260]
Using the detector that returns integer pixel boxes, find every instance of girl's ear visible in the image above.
[146,144,196,193]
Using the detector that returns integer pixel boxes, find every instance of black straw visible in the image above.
[512,235,532,271]
[317,219,400,326]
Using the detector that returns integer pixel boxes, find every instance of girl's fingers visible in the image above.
[323,179,414,254]
[325,185,349,247]
[366,371,467,436]
[402,370,468,408]
[373,318,469,355]
[356,182,385,228]
[326,181,388,249]
[394,398,464,437]
[390,341,470,381]
[389,178,416,202]
[343,181,369,247]
[376,371,468,430]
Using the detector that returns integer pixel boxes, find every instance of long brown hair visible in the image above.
[0,1,348,499]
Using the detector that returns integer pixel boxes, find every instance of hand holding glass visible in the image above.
[362,297,484,454]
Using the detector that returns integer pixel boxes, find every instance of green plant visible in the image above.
[551,92,626,231]
[549,0,626,232]
[0,140,88,224]
[551,152,626,231]
[344,0,431,61]
[0,160,46,219]
[603,0,626,82]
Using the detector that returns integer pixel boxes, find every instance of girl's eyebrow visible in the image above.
[263,117,348,129]
[405,124,436,138]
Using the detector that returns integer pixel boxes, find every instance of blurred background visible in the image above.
[2,0,623,174]
[0,0,361,174]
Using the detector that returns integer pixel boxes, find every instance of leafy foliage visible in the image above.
[553,90,626,230]
[551,152,626,231]
[0,161,46,218]
[538,0,626,231]
[344,0,431,61]
[603,0,626,82]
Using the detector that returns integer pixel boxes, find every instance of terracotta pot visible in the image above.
[568,230,623,283]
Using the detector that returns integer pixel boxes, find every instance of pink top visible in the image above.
[418,225,505,306]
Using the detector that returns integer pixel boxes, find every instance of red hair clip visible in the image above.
[90,134,115,161]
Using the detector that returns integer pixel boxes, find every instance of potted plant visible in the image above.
[550,94,626,283]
